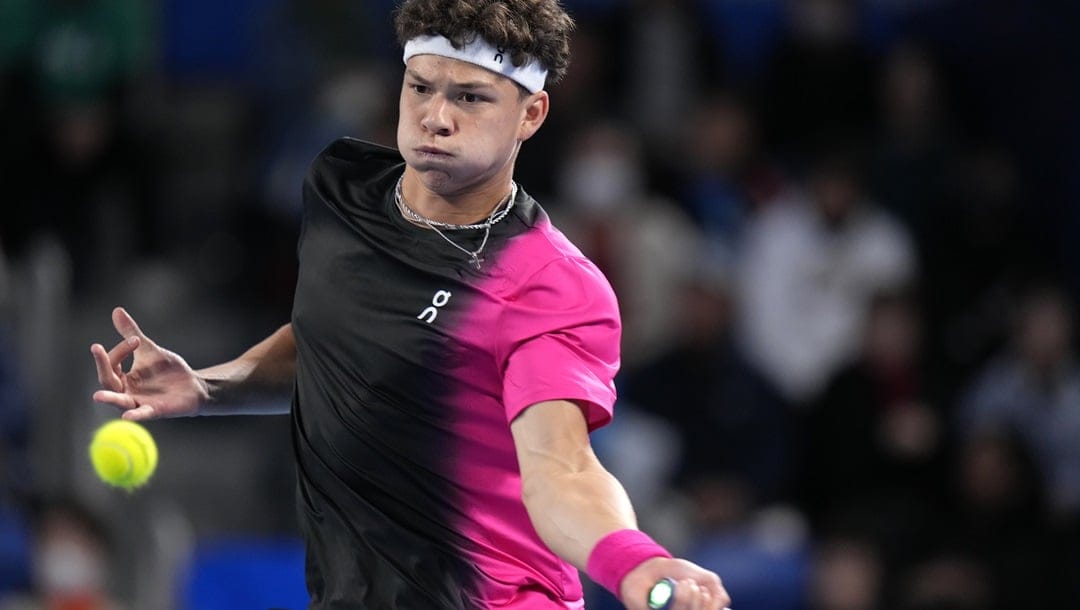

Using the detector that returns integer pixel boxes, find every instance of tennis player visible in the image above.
[90,1,731,608]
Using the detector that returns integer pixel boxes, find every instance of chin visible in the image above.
[422,172,457,193]
[411,164,484,194]
[406,164,456,192]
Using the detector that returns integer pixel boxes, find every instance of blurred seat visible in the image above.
[0,503,30,595]
[177,537,308,610]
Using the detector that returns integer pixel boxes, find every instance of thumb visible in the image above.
[112,307,149,343]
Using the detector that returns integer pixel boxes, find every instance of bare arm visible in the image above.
[511,400,635,567]
[510,400,730,610]
[91,307,295,420]
[197,323,296,414]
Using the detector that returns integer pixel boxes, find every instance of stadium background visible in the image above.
[1,0,1079,608]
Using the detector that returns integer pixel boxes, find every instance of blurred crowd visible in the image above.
[1,1,1079,609]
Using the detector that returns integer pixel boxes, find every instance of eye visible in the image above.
[410,83,430,95]
[459,92,484,104]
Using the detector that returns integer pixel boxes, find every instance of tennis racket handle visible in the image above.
[647,577,676,609]
[646,577,734,610]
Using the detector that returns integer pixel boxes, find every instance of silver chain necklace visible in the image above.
[394,175,517,269]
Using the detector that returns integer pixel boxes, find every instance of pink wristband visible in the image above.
[586,529,672,599]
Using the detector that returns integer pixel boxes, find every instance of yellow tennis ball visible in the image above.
[89,420,158,489]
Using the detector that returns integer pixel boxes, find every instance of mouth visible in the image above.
[415,145,452,157]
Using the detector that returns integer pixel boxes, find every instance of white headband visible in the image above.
[403,34,548,93]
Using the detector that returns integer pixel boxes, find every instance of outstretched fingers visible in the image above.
[121,405,157,421]
[93,391,158,421]
[107,335,140,363]
[92,390,137,410]
[90,336,139,391]
[112,307,148,342]
[92,307,163,420]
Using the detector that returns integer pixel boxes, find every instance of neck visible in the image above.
[400,168,515,225]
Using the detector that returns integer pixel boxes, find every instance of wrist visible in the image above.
[586,529,671,600]
[192,374,221,415]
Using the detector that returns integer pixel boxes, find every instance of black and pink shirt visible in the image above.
[290,139,621,609]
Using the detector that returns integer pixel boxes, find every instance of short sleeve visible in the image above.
[501,257,621,430]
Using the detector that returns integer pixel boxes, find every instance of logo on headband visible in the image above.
[494,46,505,64]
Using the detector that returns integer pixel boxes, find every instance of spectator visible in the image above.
[894,552,992,610]
[921,145,1042,400]
[800,291,946,566]
[623,261,794,505]
[759,0,877,162]
[807,535,882,610]
[0,499,124,610]
[868,41,958,248]
[674,90,785,251]
[514,23,615,197]
[736,142,916,404]
[928,434,1066,609]
[957,284,1080,517]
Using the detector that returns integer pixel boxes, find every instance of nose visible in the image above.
[421,95,453,136]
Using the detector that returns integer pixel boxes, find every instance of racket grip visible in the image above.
[647,577,734,610]
[647,577,676,609]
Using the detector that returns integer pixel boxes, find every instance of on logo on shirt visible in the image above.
[417,290,452,323]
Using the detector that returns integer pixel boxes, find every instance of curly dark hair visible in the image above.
[394,0,575,86]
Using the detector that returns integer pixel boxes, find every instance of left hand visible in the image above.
[620,556,731,610]
[90,307,209,421]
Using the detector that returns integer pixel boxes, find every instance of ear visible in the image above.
[518,90,549,143]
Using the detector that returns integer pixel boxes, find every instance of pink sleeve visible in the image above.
[501,257,621,430]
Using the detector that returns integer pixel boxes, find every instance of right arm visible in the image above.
[91,307,296,420]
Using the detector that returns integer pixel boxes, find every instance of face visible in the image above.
[811,167,860,225]
[397,54,548,196]
[1018,293,1072,370]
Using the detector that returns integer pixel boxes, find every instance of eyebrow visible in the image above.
[405,69,498,91]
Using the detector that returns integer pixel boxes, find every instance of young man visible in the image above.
[89,1,731,608]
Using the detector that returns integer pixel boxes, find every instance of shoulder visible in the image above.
[494,207,615,306]
[311,137,403,178]
[305,138,403,201]
[499,194,587,273]
[303,137,404,218]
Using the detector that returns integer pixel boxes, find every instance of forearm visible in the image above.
[197,324,296,414]
[511,401,727,608]
[521,453,637,570]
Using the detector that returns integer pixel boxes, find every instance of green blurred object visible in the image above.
[0,0,149,108]
[648,577,674,610]
[0,0,41,67]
